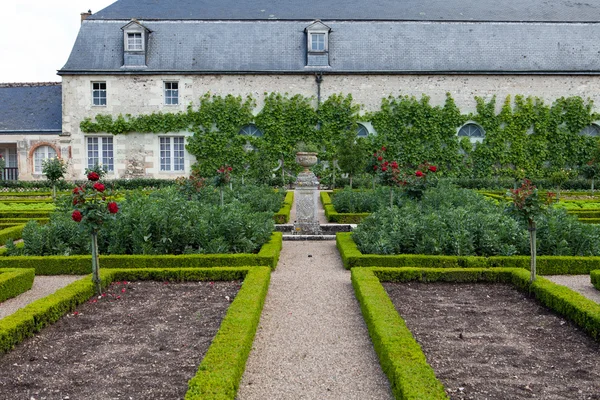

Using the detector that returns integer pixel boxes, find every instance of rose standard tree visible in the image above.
[72,169,119,294]
[507,179,553,282]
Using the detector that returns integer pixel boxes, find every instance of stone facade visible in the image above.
[61,73,600,179]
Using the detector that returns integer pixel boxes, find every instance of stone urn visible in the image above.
[295,152,318,172]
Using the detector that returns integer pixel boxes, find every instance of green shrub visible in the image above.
[20,187,276,256]
[353,183,600,257]
[331,187,397,213]
[0,268,35,303]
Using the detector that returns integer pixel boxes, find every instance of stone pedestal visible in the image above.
[293,171,322,235]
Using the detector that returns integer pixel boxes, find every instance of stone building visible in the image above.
[8,0,600,179]
[0,83,64,180]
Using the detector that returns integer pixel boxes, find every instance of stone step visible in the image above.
[275,224,356,233]
[282,234,337,241]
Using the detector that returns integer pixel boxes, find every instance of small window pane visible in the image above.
[127,32,143,51]
[164,82,179,105]
[357,124,369,138]
[239,124,263,137]
[578,125,600,137]
[458,123,485,138]
[92,82,106,106]
[311,33,325,51]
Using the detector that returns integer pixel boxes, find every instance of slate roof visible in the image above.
[59,20,600,74]
[0,84,62,133]
[89,0,600,22]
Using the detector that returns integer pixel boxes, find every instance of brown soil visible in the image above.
[383,282,600,400]
[0,280,240,400]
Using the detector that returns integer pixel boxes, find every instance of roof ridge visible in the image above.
[0,82,61,88]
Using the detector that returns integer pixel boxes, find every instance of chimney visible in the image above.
[80,10,92,24]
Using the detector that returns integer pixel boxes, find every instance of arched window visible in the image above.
[458,123,485,138]
[33,145,57,174]
[356,123,369,138]
[578,124,600,137]
[239,124,263,137]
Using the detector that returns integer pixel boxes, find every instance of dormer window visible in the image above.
[121,20,150,67]
[310,33,326,52]
[305,20,331,67]
[126,32,143,51]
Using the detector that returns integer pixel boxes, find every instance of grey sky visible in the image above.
[0,0,115,83]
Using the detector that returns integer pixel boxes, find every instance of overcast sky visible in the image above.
[0,0,116,83]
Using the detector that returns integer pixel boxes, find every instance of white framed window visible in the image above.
[0,147,18,168]
[310,33,326,52]
[92,82,107,106]
[87,136,114,172]
[164,82,179,105]
[160,136,185,172]
[33,145,57,174]
[126,32,143,51]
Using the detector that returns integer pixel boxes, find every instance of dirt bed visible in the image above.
[383,282,600,400]
[0,280,240,400]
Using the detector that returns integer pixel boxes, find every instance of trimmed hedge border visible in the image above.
[592,270,600,291]
[578,218,600,224]
[0,266,270,400]
[337,232,600,274]
[320,191,370,224]
[352,268,448,399]
[0,211,52,219]
[0,268,35,303]
[0,224,25,245]
[0,232,283,274]
[274,191,294,224]
[353,267,600,399]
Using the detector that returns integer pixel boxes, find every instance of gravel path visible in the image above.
[545,275,600,304]
[0,275,84,319]
[237,241,393,399]
[238,190,392,399]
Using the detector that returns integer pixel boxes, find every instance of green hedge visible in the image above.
[185,266,270,399]
[578,218,600,224]
[0,199,53,204]
[0,268,35,303]
[0,224,25,244]
[0,211,52,219]
[353,267,600,399]
[592,270,600,291]
[0,232,283,274]
[337,232,600,274]
[352,268,448,399]
[321,192,370,223]
[568,210,600,218]
[274,191,294,224]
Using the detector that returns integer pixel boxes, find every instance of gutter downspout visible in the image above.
[315,72,323,109]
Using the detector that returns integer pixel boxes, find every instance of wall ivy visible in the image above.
[80,92,600,180]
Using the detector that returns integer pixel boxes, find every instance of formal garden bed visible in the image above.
[0,267,270,400]
[352,267,600,399]
[384,281,600,399]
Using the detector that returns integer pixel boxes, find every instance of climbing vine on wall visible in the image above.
[80,92,600,180]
